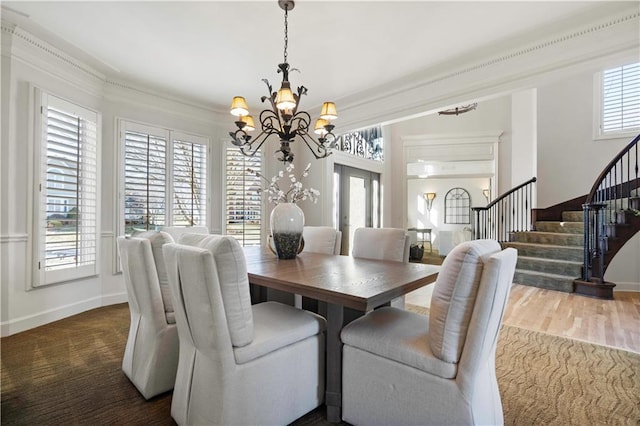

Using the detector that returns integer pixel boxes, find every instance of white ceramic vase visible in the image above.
[270,203,305,259]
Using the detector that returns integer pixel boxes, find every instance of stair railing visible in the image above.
[582,133,640,282]
[472,177,537,242]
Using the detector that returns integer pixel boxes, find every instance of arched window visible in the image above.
[445,187,471,224]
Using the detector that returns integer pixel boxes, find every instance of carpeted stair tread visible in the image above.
[535,221,584,234]
[561,211,584,222]
[504,241,582,250]
[514,270,575,292]
[503,241,583,264]
[515,268,578,279]
[510,231,583,246]
[517,255,582,266]
[516,256,583,277]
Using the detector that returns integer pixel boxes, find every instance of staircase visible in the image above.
[504,211,584,292]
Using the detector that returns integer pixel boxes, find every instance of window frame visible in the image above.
[31,88,102,288]
[594,62,640,140]
[116,119,211,239]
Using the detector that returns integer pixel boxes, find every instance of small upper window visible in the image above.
[599,62,640,137]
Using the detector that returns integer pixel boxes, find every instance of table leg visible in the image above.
[325,303,344,423]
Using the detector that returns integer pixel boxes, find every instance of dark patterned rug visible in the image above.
[1,303,638,425]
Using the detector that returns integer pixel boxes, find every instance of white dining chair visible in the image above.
[303,226,342,255]
[352,227,411,308]
[117,231,179,399]
[341,240,518,425]
[159,225,209,243]
[163,235,326,425]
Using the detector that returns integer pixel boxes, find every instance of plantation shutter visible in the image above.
[173,138,207,226]
[123,130,167,234]
[602,62,640,134]
[38,94,100,286]
[226,148,262,246]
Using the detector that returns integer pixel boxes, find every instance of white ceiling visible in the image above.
[2,1,635,114]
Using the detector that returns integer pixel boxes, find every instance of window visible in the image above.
[599,62,640,136]
[119,121,208,236]
[336,125,384,161]
[225,147,262,246]
[34,91,101,286]
[444,187,471,224]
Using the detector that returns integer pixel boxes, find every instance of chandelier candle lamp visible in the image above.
[229,0,338,163]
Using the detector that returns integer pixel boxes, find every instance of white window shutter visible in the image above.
[602,62,640,134]
[225,147,262,246]
[37,93,100,286]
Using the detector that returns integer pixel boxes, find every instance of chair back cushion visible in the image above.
[160,226,209,243]
[132,231,175,317]
[352,227,408,263]
[177,234,254,347]
[428,239,501,363]
[303,226,340,255]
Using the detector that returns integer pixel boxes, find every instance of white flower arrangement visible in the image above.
[247,163,320,205]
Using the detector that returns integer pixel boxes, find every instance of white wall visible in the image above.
[537,67,639,289]
[407,177,491,252]
[389,96,512,230]
[0,27,227,335]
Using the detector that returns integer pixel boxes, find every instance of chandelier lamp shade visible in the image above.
[229,0,338,163]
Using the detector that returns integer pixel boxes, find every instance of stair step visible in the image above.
[510,231,583,246]
[502,242,583,262]
[535,221,584,234]
[513,269,575,292]
[517,256,583,277]
[561,211,584,222]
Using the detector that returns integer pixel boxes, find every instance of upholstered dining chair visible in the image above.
[116,231,179,399]
[352,227,411,308]
[159,225,209,243]
[340,239,517,426]
[292,226,343,309]
[303,226,342,255]
[163,235,326,425]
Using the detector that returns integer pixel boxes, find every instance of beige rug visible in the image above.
[406,303,640,425]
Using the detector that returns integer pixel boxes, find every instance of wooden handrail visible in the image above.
[472,177,537,212]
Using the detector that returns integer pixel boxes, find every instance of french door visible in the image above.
[335,165,380,255]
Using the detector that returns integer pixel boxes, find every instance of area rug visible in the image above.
[1,303,639,425]
[405,303,640,425]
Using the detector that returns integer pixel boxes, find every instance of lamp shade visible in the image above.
[276,83,296,111]
[240,115,255,132]
[425,192,436,201]
[230,96,249,117]
[320,102,338,120]
[314,118,328,135]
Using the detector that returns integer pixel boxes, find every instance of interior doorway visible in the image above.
[335,164,380,255]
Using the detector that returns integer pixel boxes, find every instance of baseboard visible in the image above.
[102,292,128,306]
[1,296,103,337]
[613,282,640,292]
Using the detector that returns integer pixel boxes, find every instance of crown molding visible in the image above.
[2,19,229,124]
[336,9,640,132]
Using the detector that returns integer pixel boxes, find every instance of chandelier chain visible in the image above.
[283,6,288,63]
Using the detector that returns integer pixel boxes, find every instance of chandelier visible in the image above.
[228,0,338,163]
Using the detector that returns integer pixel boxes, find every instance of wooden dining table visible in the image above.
[243,246,440,423]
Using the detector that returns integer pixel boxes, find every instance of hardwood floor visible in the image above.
[406,283,640,353]
[503,284,640,353]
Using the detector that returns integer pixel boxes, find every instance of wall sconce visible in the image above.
[482,188,490,203]
[424,192,436,211]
